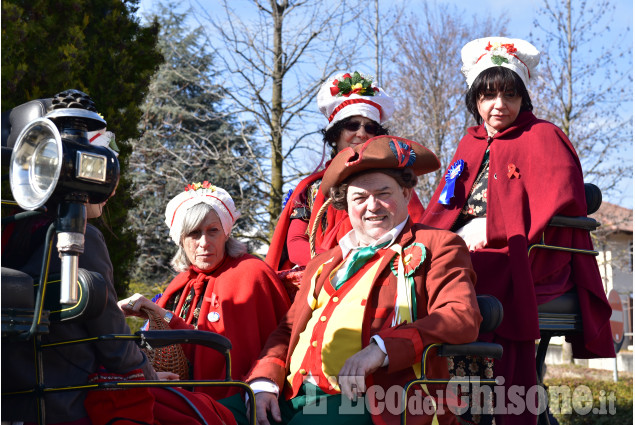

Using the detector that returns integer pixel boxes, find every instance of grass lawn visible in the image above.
[543,363,633,424]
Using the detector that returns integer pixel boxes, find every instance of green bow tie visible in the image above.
[336,240,390,289]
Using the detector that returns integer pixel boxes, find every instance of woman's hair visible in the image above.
[320,116,389,158]
[329,168,418,211]
[170,203,247,272]
[465,67,533,125]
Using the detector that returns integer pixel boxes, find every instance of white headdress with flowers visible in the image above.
[317,71,395,130]
[87,120,120,157]
[461,37,540,88]
[164,181,240,244]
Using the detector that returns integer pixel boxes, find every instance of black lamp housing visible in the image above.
[9,91,119,212]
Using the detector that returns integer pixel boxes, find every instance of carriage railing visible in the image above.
[1,201,257,425]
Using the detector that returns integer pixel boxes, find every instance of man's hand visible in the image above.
[338,342,386,401]
[156,371,179,381]
[247,392,281,425]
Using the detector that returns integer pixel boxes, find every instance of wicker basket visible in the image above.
[141,307,190,380]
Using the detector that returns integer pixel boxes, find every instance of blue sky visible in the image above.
[138,0,632,38]
[137,0,633,208]
[444,0,632,36]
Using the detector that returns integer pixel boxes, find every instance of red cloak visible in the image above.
[422,111,613,359]
[422,112,614,425]
[156,254,291,399]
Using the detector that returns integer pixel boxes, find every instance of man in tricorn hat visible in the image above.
[242,136,482,425]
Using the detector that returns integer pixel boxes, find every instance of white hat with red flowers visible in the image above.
[87,127,120,156]
[461,37,540,88]
[164,181,240,244]
[317,71,395,130]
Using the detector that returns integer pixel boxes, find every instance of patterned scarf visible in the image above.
[172,262,223,325]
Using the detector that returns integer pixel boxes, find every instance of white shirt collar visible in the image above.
[338,216,409,259]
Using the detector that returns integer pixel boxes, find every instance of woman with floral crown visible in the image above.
[266,71,426,282]
[120,182,291,402]
[422,37,614,425]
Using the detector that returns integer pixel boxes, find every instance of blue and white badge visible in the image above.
[281,189,294,209]
[438,159,465,205]
[207,311,220,323]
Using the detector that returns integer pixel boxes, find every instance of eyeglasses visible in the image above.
[342,120,381,135]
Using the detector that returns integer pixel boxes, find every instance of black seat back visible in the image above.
[2,99,53,167]
[584,183,602,215]
[38,269,109,322]
[1,267,34,309]
[1,267,108,337]
[477,294,504,334]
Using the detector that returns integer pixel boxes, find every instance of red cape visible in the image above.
[265,168,327,271]
[157,254,291,399]
[85,373,236,425]
[422,111,614,359]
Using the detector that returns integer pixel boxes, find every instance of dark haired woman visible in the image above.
[266,72,425,276]
[422,37,614,424]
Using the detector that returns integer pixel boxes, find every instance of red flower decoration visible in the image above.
[501,43,517,54]
[391,242,426,277]
[329,71,378,97]
[485,41,517,54]
[184,181,215,191]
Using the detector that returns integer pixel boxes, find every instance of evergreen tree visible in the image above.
[1,0,163,296]
[129,3,261,285]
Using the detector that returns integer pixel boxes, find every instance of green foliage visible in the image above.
[490,56,509,66]
[1,0,163,296]
[128,2,261,285]
[544,374,633,424]
[335,71,376,96]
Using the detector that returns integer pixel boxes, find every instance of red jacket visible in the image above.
[248,221,481,425]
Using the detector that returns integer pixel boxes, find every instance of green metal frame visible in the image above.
[2,331,257,425]
[528,231,599,257]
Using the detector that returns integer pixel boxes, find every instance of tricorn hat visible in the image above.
[320,135,440,196]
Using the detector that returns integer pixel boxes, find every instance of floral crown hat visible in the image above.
[461,37,540,88]
[317,71,395,130]
[164,181,240,244]
[86,114,119,156]
[87,127,120,157]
